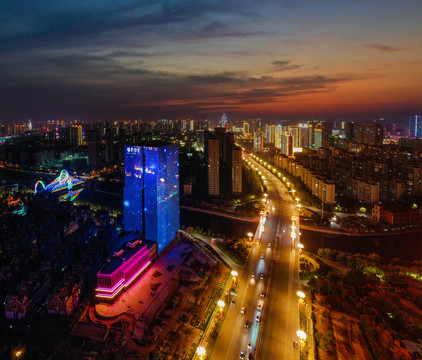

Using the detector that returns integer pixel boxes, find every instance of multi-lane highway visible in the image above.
[211,155,300,360]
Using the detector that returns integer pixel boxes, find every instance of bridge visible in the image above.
[34,169,85,201]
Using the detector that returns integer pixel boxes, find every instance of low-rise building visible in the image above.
[96,234,157,301]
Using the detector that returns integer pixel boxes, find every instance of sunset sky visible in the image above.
[1,0,422,122]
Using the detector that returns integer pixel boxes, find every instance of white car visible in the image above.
[260,254,264,259]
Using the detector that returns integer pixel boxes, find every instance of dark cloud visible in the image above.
[366,44,403,52]
[271,60,302,71]
[0,1,419,122]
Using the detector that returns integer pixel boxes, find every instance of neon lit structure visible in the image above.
[124,143,179,252]
[35,169,85,201]
[96,237,157,299]
[34,181,46,193]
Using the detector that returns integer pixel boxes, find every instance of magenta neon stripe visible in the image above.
[96,283,125,298]
[96,260,151,299]
[95,277,125,293]
[124,260,151,288]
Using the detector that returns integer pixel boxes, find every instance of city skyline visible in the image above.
[1,1,422,122]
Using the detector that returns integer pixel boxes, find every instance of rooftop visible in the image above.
[99,232,156,275]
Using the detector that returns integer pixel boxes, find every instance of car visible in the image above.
[293,341,298,349]
[247,340,251,349]
[272,257,278,263]
[248,354,253,360]
[240,351,245,359]
[260,254,264,259]
[231,299,236,306]
[245,320,251,328]
[257,304,262,311]
[267,242,271,248]
[251,273,255,278]
[259,273,264,280]
[261,292,266,298]
[240,307,246,314]
[255,314,261,322]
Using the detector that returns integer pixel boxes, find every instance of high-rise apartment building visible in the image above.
[289,125,301,148]
[265,124,276,144]
[123,143,179,252]
[281,131,294,156]
[274,125,282,149]
[207,138,220,196]
[251,120,259,133]
[232,146,242,194]
[403,165,422,196]
[254,132,264,150]
[354,123,383,145]
[70,125,83,146]
[341,121,354,139]
[243,121,250,135]
[314,128,323,148]
[205,128,241,196]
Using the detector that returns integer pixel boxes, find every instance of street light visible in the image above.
[298,243,304,255]
[297,290,306,299]
[297,330,307,341]
[231,270,238,282]
[247,232,253,242]
[13,348,25,360]
[217,300,225,316]
[196,346,206,360]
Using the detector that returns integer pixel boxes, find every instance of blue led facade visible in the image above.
[124,144,179,252]
[124,146,143,233]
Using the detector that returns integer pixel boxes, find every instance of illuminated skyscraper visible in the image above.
[409,115,422,138]
[221,113,228,128]
[124,143,179,252]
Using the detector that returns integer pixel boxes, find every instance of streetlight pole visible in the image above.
[217,300,225,317]
[196,346,206,360]
[231,270,238,286]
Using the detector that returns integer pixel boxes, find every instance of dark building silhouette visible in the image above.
[86,128,100,170]
[204,128,242,197]
[354,123,383,145]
